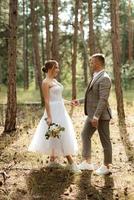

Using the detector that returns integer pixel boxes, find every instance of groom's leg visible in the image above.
[98,120,112,165]
[81,117,96,160]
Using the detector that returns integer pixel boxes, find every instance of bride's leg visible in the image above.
[49,149,57,162]
[66,155,74,164]
[50,156,57,162]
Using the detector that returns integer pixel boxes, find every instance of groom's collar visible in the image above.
[93,69,105,80]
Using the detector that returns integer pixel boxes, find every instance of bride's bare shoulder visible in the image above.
[42,79,50,87]
[42,78,53,88]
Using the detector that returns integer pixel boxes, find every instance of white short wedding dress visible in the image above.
[28,80,78,157]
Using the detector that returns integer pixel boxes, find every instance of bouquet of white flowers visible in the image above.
[45,122,65,140]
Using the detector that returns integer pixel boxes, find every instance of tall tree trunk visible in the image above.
[52,0,59,62]
[41,19,45,65]
[120,1,127,64]
[95,2,103,54]
[110,0,134,160]
[52,0,60,80]
[88,0,95,56]
[0,61,2,86]
[30,0,44,105]
[44,0,51,60]
[79,0,88,86]
[23,0,29,90]
[95,31,103,53]
[32,49,38,90]
[0,0,1,26]
[25,0,29,87]
[71,0,79,100]
[0,1,1,87]
[4,0,18,133]
[128,0,133,65]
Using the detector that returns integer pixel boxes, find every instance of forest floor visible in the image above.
[0,103,134,200]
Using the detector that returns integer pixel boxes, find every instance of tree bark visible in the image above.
[110,0,134,160]
[0,61,2,93]
[51,0,60,80]
[71,0,79,100]
[44,0,51,60]
[88,0,95,56]
[30,0,44,105]
[25,0,29,87]
[0,61,2,85]
[79,0,89,87]
[95,31,103,53]
[52,0,59,62]
[128,0,133,65]
[41,19,45,65]
[23,0,29,90]
[4,0,18,132]
[0,1,2,87]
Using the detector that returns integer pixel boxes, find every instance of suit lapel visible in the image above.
[85,78,93,95]
[84,78,93,112]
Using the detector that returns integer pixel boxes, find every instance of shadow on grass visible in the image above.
[26,167,74,200]
[76,171,114,200]
[0,130,22,154]
[0,104,42,154]
[101,175,114,200]
[118,125,134,164]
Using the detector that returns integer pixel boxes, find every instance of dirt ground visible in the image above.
[0,104,134,200]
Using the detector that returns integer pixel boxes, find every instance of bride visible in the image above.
[28,60,80,172]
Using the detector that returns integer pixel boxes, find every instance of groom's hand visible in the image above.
[71,99,80,106]
[91,117,98,128]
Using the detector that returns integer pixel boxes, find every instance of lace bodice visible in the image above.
[49,80,63,102]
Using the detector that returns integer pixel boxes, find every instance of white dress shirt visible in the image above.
[91,69,105,85]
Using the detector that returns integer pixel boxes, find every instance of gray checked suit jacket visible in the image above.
[83,71,112,120]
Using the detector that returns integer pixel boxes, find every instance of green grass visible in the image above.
[0,83,85,104]
[0,84,7,104]
[0,83,134,104]
[0,83,41,104]
[123,89,134,103]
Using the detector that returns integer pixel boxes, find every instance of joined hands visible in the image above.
[71,99,80,106]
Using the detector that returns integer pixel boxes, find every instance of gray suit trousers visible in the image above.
[81,117,112,164]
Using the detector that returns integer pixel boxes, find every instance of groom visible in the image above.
[74,53,112,175]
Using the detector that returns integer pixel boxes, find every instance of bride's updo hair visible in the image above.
[42,60,58,73]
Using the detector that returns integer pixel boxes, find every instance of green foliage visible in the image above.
[122,63,134,89]
[0,0,134,93]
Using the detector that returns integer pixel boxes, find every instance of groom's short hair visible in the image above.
[91,53,105,66]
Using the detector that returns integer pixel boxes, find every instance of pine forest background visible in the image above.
[0,0,134,104]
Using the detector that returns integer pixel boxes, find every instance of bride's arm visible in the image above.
[42,81,52,125]
[63,98,85,105]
